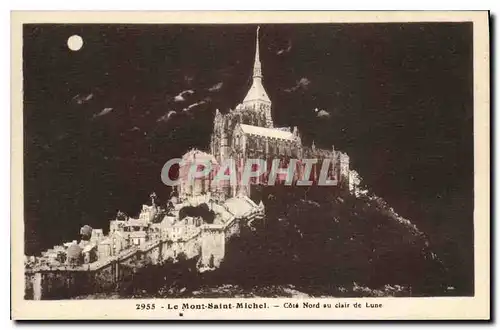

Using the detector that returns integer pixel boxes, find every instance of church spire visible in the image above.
[242,27,271,106]
[253,26,262,79]
[241,26,273,128]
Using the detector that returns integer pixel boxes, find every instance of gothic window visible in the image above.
[235,134,240,148]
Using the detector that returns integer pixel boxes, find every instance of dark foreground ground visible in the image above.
[75,187,464,299]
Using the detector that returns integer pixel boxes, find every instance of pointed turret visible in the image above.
[150,192,157,207]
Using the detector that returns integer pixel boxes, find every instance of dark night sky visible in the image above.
[23,23,473,288]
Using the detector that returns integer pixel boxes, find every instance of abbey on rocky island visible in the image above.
[24,27,362,300]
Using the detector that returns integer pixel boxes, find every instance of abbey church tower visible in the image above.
[210,26,275,163]
[206,26,351,199]
[241,26,273,128]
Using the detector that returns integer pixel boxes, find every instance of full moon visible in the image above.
[67,35,83,51]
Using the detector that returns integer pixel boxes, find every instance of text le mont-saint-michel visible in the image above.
[158,301,383,311]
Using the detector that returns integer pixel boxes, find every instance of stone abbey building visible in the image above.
[179,27,352,201]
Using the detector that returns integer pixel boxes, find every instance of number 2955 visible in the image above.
[136,303,156,310]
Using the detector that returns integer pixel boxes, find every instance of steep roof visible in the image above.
[67,243,83,258]
[125,218,149,227]
[223,195,259,218]
[181,149,218,164]
[82,243,97,253]
[240,124,295,141]
[243,80,271,104]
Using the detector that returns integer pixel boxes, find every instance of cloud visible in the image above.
[73,93,94,105]
[183,99,209,112]
[156,98,211,124]
[284,77,311,93]
[174,90,194,102]
[56,133,70,141]
[184,75,194,84]
[315,108,331,118]
[157,110,177,122]
[93,107,113,118]
[208,82,223,92]
[276,41,292,55]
